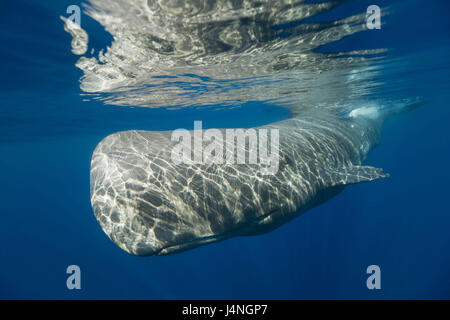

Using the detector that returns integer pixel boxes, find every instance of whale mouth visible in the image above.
[151,208,281,256]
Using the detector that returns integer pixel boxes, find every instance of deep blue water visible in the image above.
[0,0,449,299]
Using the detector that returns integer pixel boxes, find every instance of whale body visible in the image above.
[90,109,389,256]
[71,0,404,256]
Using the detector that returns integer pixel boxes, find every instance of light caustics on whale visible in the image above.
[64,0,414,256]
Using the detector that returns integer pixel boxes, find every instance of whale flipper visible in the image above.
[320,165,389,187]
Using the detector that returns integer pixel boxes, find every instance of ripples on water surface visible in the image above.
[62,0,398,112]
[2,0,449,140]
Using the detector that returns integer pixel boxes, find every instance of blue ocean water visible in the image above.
[0,0,449,299]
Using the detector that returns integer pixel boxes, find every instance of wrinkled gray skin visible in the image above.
[90,110,387,256]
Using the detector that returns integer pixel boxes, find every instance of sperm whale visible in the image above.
[60,0,417,256]
[90,107,390,256]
